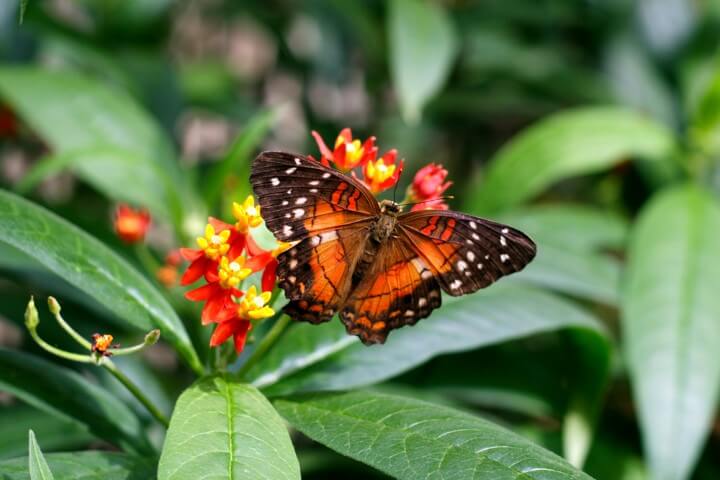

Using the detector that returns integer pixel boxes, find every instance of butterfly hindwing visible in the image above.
[279,225,369,324]
[398,210,536,296]
[251,151,377,323]
[340,236,442,344]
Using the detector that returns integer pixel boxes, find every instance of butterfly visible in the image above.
[250,151,536,345]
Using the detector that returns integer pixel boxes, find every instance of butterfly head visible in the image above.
[379,199,402,215]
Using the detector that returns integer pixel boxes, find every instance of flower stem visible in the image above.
[134,244,161,276]
[47,297,92,350]
[236,314,291,380]
[101,359,170,428]
[27,327,94,363]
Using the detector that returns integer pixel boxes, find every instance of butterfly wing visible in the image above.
[251,151,379,323]
[340,235,443,345]
[397,210,536,296]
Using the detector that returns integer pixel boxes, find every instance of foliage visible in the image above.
[1,0,720,479]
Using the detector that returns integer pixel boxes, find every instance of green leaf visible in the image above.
[388,0,458,123]
[622,185,720,480]
[0,451,154,480]
[15,147,175,222]
[0,189,202,373]
[274,390,594,480]
[0,349,153,455]
[0,67,200,228]
[28,431,54,480]
[248,285,608,396]
[204,109,276,207]
[0,406,93,460]
[158,377,300,480]
[497,205,628,252]
[469,106,677,214]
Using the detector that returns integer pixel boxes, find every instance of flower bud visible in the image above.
[24,297,39,330]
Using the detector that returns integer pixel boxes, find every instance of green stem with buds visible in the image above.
[236,314,291,380]
[24,297,169,428]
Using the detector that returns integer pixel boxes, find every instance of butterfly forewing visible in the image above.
[398,210,536,296]
[250,151,378,323]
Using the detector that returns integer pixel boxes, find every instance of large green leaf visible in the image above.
[496,205,625,304]
[0,451,154,480]
[0,189,202,373]
[622,185,720,480]
[469,106,676,214]
[274,390,594,480]
[28,431,54,480]
[0,349,153,455]
[0,67,200,228]
[388,0,458,123]
[158,377,300,480]
[247,285,608,396]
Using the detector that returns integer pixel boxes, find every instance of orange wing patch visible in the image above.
[341,238,441,344]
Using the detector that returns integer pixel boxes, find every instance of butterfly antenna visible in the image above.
[392,163,404,203]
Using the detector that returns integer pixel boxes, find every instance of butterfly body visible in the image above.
[251,151,536,345]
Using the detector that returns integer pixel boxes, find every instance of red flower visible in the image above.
[180,223,232,285]
[311,128,377,171]
[411,163,451,200]
[185,256,251,324]
[114,205,151,244]
[362,150,403,193]
[209,286,274,353]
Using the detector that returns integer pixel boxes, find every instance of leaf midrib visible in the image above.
[222,379,235,480]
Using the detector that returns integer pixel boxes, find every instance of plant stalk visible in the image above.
[102,359,170,428]
[236,314,291,380]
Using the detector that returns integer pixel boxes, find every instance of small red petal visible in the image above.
[311,130,334,160]
[334,142,348,169]
[338,128,353,142]
[201,290,231,325]
[181,257,207,285]
[209,217,234,233]
[228,234,246,259]
[185,283,217,301]
[233,320,252,354]
[262,260,278,292]
[210,320,235,347]
[180,248,203,261]
[246,252,272,272]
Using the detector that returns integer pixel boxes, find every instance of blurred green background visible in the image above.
[2,0,720,479]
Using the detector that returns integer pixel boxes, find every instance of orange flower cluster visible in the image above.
[181,195,284,353]
[311,128,403,194]
[113,204,151,243]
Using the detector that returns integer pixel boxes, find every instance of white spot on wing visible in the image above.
[296,197,307,205]
[294,157,302,165]
[450,279,463,290]
[500,236,507,247]
[282,200,289,206]
[311,236,321,246]
[472,233,480,240]
[500,253,510,263]
[418,298,427,307]
[477,263,483,270]
[467,251,475,261]
[404,310,414,317]
[283,225,293,237]
[309,180,320,186]
[457,260,468,271]
[270,177,280,186]
[286,167,297,174]
[501,228,509,234]
[322,172,331,179]
[469,221,477,229]
[293,208,305,219]
[310,188,318,193]
[289,259,298,269]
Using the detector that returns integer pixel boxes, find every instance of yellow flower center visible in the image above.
[233,195,263,234]
[218,256,252,289]
[367,159,396,183]
[238,286,275,321]
[196,224,231,260]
